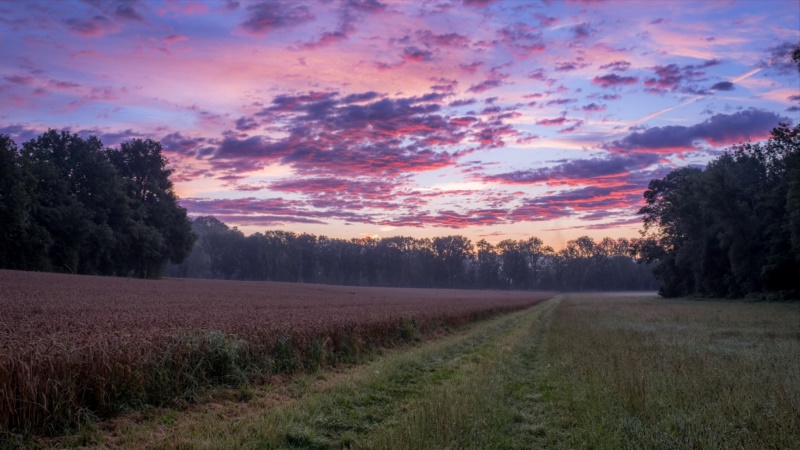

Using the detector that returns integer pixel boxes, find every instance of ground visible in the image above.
[29,291,800,449]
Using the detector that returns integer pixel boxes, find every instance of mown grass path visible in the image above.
[68,296,560,449]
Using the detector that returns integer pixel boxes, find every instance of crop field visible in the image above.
[3,272,799,449]
[0,270,552,437]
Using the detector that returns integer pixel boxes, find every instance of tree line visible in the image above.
[0,131,195,278]
[165,216,659,291]
[635,123,800,298]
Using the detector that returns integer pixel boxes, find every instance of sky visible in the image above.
[1,0,798,248]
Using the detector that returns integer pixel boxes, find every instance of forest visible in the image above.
[165,216,658,291]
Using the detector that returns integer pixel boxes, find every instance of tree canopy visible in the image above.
[0,130,195,278]
[635,123,800,298]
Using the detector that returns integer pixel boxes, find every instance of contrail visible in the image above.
[730,67,763,83]
[608,66,765,137]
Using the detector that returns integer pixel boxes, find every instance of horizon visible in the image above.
[184,213,643,252]
[1,0,798,248]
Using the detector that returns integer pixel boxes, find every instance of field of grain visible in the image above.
[0,270,552,437]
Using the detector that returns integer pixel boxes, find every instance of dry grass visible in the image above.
[542,293,800,449]
[0,269,552,438]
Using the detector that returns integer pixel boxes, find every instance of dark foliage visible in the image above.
[635,123,800,298]
[0,131,195,278]
[166,218,659,291]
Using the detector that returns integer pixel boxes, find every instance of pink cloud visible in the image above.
[536,117,568,126]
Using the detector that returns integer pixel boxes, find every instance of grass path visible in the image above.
[357,290,560,449]
[64,296,560,449]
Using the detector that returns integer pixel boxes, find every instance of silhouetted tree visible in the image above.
[107,139,195,277]
[432,235,473,288]
[637,123,800,298]
[0,135,41,269]
[0,131,195,278]
[167,219,658,291]
[475,239,501,289]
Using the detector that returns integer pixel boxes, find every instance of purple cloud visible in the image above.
[463,0,499,7]
[65,15,120,37]
[210,89,520,178]
[536,117,568,126]
[508,182,649,223]
[608,109,789,153]
[402,46,433,63]
[417,30,471,48]
[545,98,577,106]
[528,68,548,81]
[4,75,35,85]
[467,70,509,93]
[644,60,720,93]
[592,73,638,88]
[498,23,546,57]
[710,81,734,91]
[486,153,659,186]
[570,22,595,39]
[268,177,399,201]
[582,103,606,112]
[591,93,622,101]
[239,1,314,36]
[558,120,584,134]
[161,132,208,157]
[555,59,590,72]
[459,62,484,73]
[599,60,631,72]
[534,13,558,27]
[235,116,260,131]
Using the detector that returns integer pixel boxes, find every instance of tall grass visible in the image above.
[541,293,800,449]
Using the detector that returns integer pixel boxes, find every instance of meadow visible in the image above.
[541,293,800,449]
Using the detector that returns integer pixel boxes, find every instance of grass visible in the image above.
[539,292,800,449]
[357,297,562,449]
